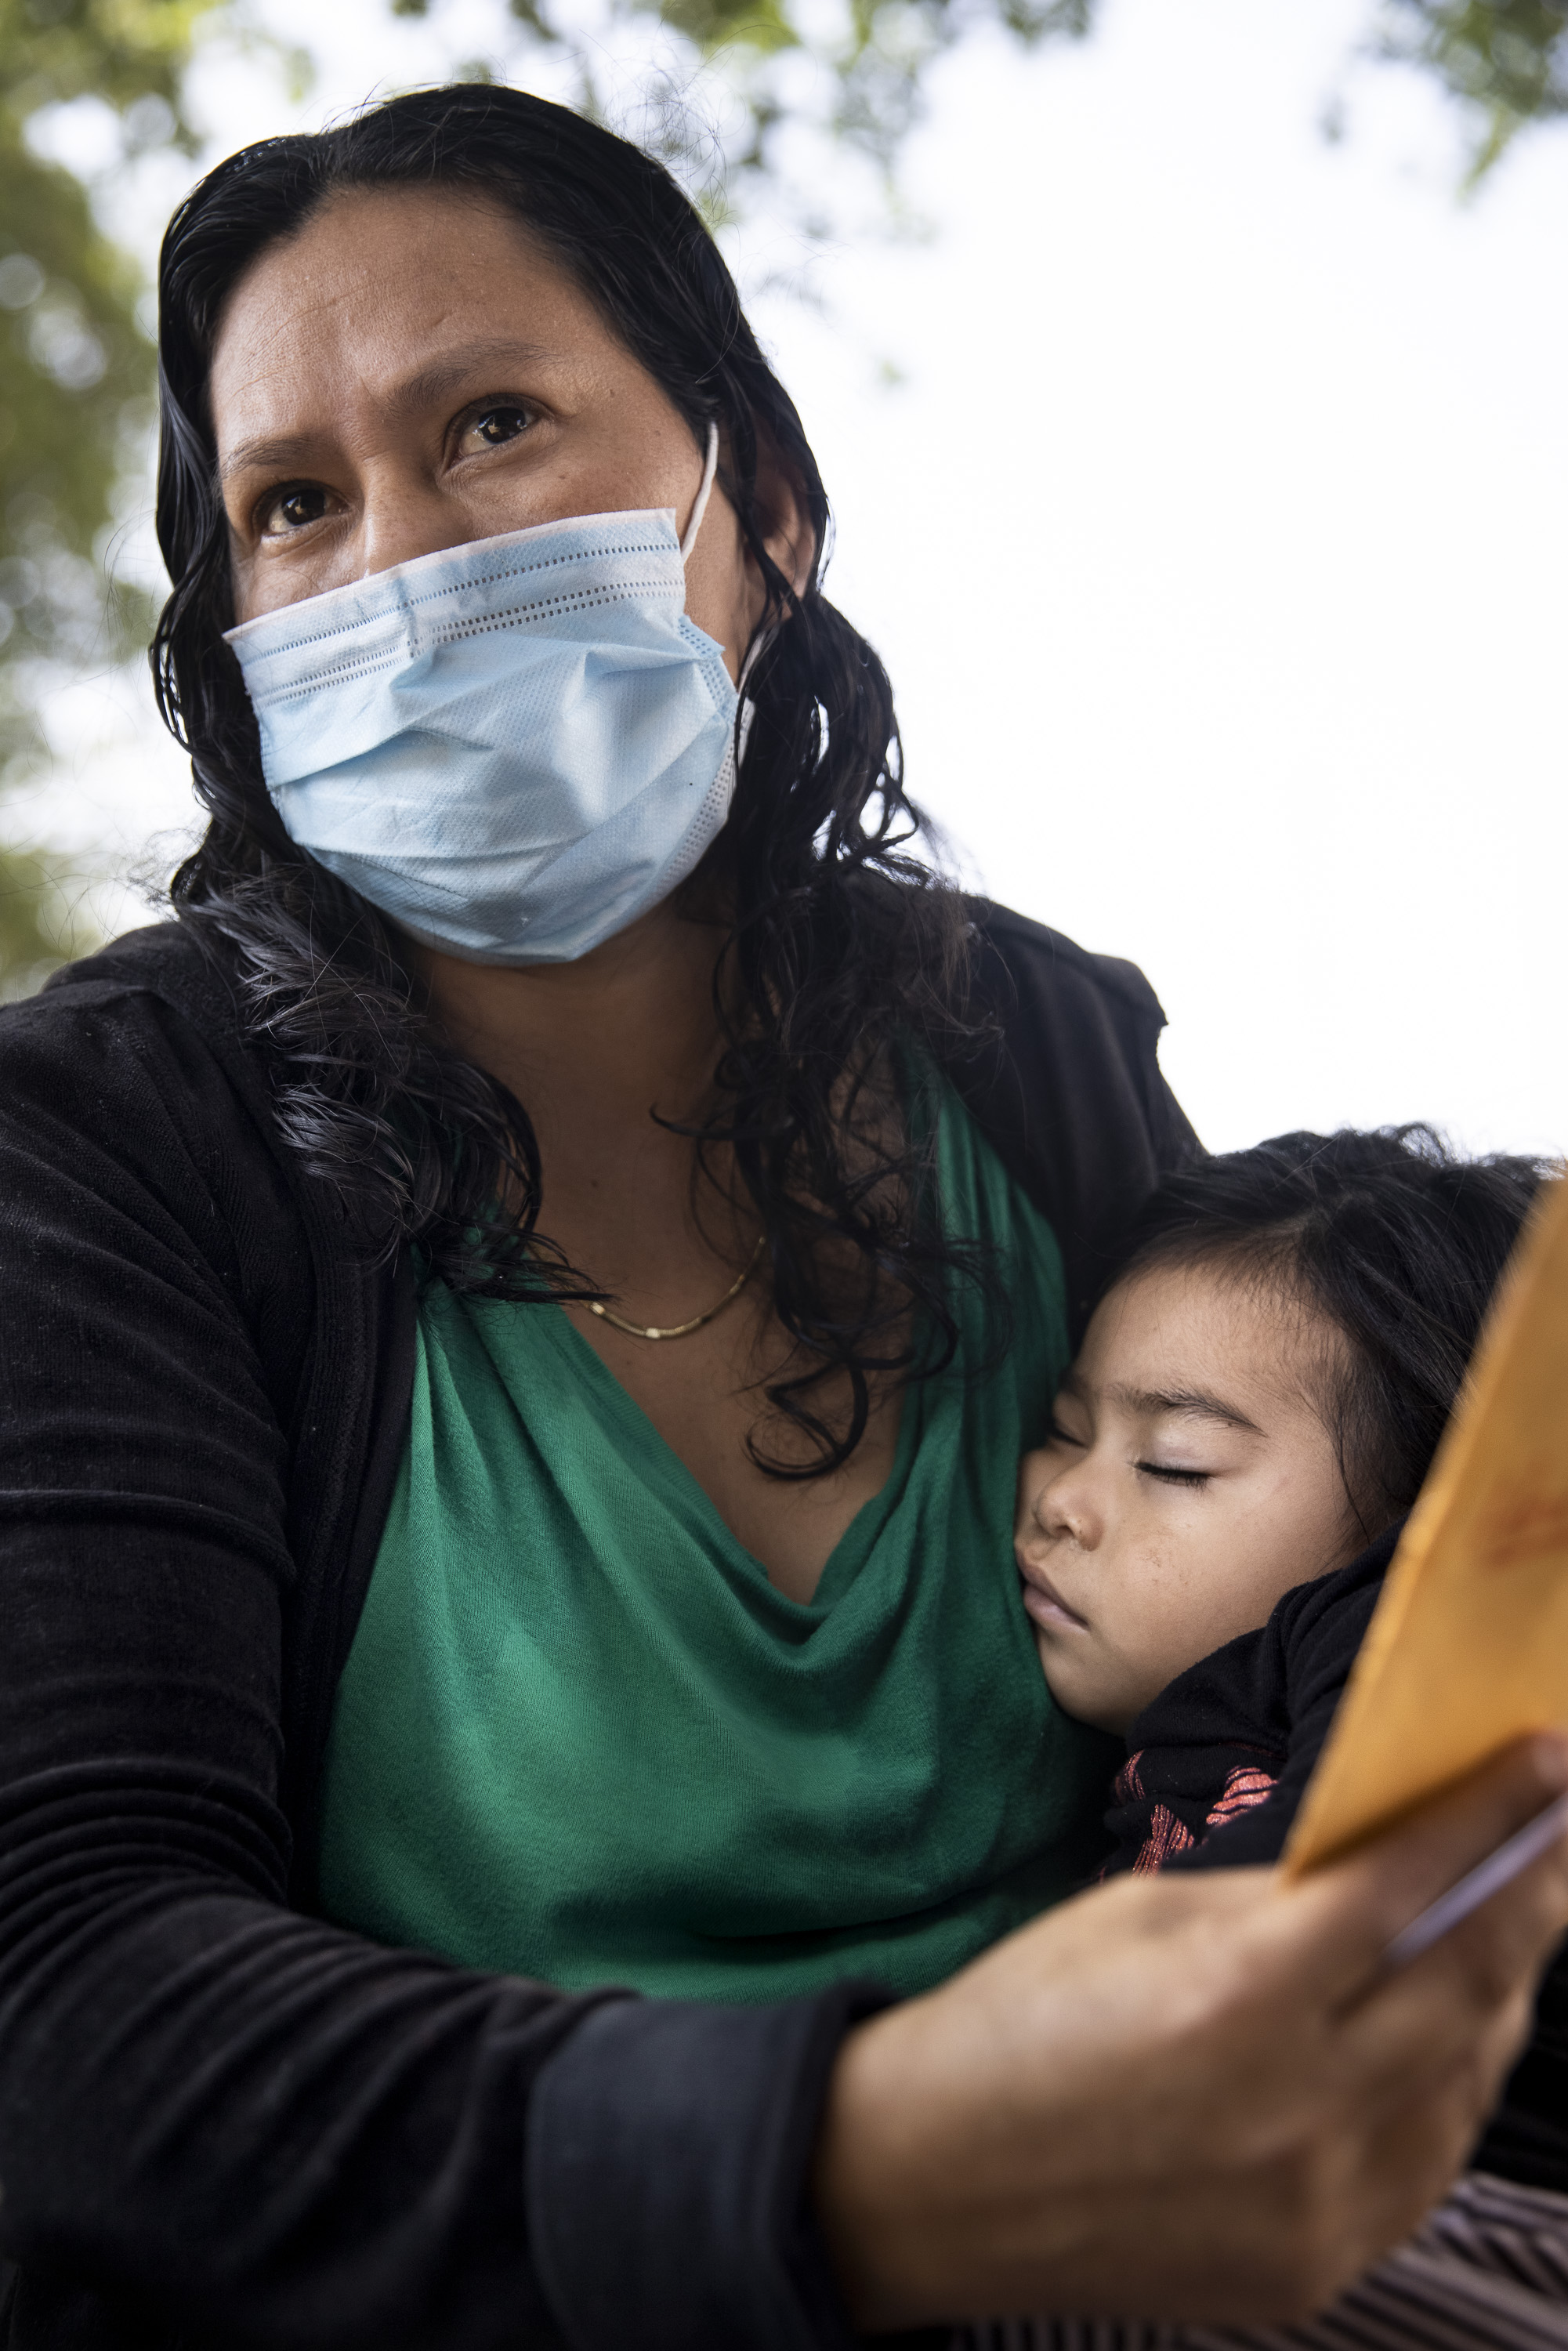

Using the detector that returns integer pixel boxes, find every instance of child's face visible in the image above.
[1014,1259,1366,1734]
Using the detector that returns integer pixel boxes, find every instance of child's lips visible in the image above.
[1016,1559,1089,1632]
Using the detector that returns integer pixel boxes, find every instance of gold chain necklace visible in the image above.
[585,1233,767,1342]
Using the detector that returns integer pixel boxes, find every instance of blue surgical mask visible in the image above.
[224,426,741,965]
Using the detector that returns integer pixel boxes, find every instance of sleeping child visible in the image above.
[998,1124,1568,2350]
[1015,1125,1564,2161]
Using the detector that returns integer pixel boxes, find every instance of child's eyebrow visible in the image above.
[1104,1382,1262,1436]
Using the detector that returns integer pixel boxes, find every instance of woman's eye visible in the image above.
[1136,1461,1211,1489]
[259,484,329,535]
[469,404,533,450]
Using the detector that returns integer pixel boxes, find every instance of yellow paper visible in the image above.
[1285,1172,1568,1874]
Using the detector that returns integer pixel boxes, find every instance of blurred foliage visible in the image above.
[1378,0,1568,177]
[387,0,1568,205]
[392,0,1094,201]
[0,836,100,998]
[1,0,1565,994]
[0,0,217,991]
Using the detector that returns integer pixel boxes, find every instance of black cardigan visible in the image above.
[0,905,1194,2351]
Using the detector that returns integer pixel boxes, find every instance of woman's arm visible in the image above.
[813,1734,1568,2332]
[0,979,628,2349]
[0,967,877,2351]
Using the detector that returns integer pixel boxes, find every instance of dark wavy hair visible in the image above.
[1104,1125,1548,1536]
[150,82,987,1476]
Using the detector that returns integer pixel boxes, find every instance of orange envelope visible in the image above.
[1286,1172,1568,1874]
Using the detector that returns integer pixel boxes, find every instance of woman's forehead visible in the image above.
[208,187,610,438]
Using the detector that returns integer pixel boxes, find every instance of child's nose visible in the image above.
[1033,1462,1101,1550]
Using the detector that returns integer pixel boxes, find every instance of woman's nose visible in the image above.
[355,471,477,581]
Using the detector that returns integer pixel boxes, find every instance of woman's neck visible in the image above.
[417,898,731,1146]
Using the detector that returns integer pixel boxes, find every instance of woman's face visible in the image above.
[209,186,804,676]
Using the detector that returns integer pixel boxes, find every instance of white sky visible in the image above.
[22,0,1568,1156]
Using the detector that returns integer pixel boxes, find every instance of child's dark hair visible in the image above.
[1107,1127,1552,1538]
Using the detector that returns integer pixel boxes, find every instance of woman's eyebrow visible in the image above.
[1104,1382,1262,1435]
[219,340,556,482]
[219,431,316,484]
[393,339,556,418]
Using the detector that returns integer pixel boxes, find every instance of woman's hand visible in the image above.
[813,1733,1568,2331]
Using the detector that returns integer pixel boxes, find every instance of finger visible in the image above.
[1329,1907,1548,2136]
[1382,1790,1568,1971]
[1335,1804,1568,2078]
[1324,2074,1494,2287]
[1253,1987,1541,2308]
[1271,1732,1568,2008]
[1407,1798,1568,2006]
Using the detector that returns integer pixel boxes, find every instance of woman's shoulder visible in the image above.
[6,917,243,1053]
[963,897,1175,1034]
[951,897,1200,1331]
[0,920,307,1275]
[17,916,246,1043]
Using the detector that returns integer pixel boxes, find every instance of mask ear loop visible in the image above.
[679,422,721,562]
[681,419,784,769]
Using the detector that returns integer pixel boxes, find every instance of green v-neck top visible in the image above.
[316,1077,1120,2003]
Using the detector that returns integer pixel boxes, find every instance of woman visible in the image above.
[0,84,1563,2351]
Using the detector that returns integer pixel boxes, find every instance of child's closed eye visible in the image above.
[1135,1461,1211,1488]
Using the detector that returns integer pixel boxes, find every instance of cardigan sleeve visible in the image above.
[0,977,864,2351]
